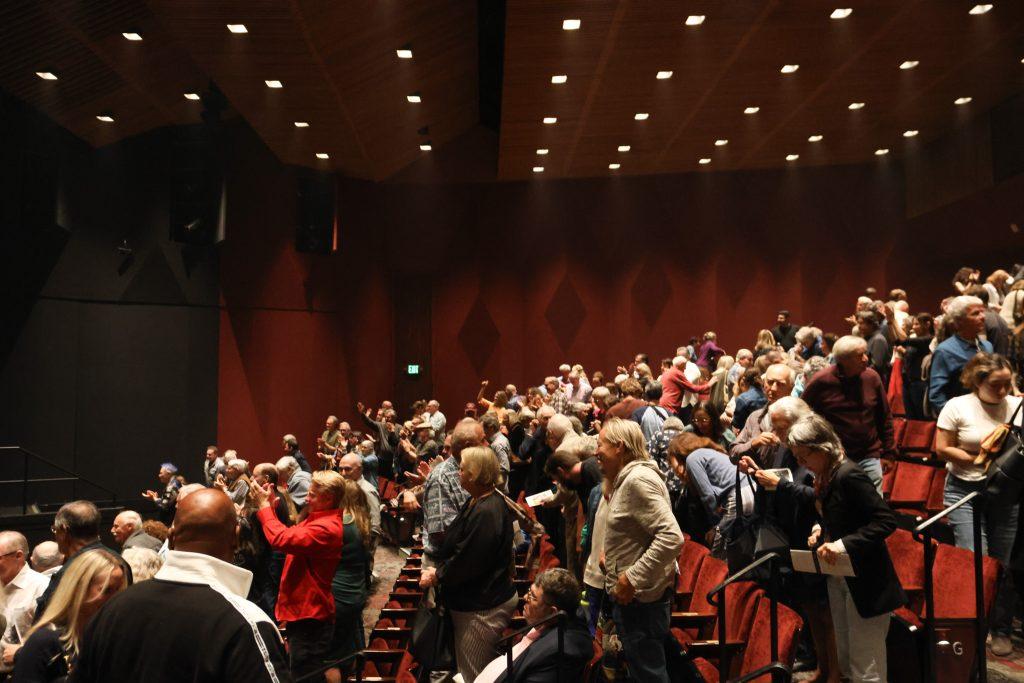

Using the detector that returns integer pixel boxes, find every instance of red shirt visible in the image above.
[659,367,710,411]
[257,506,343,623]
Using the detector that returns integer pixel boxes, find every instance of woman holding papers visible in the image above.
[789,414,905,683]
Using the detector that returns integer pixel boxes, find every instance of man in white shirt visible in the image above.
[426,400,447,439]
[0,531,50,671]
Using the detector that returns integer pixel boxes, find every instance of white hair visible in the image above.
[122,547,163,581]
[0,531,29,556]
[613,374,629,385]
[768,396,812,423]
[547,414,574,445]
[30,541,62,571]
[558,364,571,373]
[831,335,868,359]
[276,456,299,473]
[946,295,984,323]
[672,355,687,368]
[116,510,143,530]
[283,434,298,447]
[763,363,797,384]
[224,449,238,460]
[227,458,249,473]
[736,348,753,360]
[177,483,205,502]
[795,326,819,346]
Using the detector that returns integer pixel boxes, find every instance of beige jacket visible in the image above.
[603,459,683,602]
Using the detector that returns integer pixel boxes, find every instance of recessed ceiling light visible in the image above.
[714,139,728,147]
[226,24,248,34]
[551,74,567,84]
[96,114,114,123]
[396,47,413,59]
[744,106,760,114]
[543,116,557,124]
[536,149,549,155]
[608,163,621,170]
[184,93,200,101]
[903,129,919,137]
[899,60,919,70]
[562,18,581,30]
[875,148,890,156]
[265,80,283,88]
[969,4,993,15]
[698,158,711,165]
[780,64,799,74]
[407,92,421,103]
[808,134,823,142]
[685,15,706,26]
[618,145,631,152]
[848,101,865,110]
[419,143,432,151]
[122,32,142,41]
[634,112,649,120]
[786,154,799,161]
[316,153,329,159]
[954,96,973,105]
[294,121,309,127]
[830,8,853,19]
[656,71,673,80]
[36,71,58,80]
[533,166,545,173]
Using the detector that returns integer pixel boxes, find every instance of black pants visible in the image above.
[287,618,334,681]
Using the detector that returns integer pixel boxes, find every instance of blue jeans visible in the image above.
[584,586,605,636]
[944,474,1019,635]
[856,457,883,496]
[612,591,671,683]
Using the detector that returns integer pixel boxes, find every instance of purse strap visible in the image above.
[1007,398,1024,436]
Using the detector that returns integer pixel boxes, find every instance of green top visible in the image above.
[332,515,370,606]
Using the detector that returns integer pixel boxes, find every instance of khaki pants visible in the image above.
[450,593,519,682]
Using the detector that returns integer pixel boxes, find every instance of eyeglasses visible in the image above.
[525,589,544,605]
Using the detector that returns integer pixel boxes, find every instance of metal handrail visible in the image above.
[913,490,980,536]
[707,552,781,602]
[729,661,792,682]
[295,650,364,682]
[0,445,118,514]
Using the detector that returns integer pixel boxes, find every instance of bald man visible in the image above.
[338,453,382,541]
[75,489,291,682]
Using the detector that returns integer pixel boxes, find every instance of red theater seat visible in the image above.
[888,461,935,512]
[900,420,937,459]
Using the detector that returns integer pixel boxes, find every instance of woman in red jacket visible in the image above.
[252,470,345,682]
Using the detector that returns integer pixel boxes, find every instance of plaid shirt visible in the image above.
[547,389,570,415]
[422,456,469,556]
[648,427,683,498]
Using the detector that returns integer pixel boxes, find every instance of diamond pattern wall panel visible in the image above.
[458,298,499,374]
[631,260,672,328]
[545,275,586,352]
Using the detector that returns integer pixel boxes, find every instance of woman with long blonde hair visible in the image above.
[13,551,127,681]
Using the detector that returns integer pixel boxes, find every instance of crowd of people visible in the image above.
[1,264,1022,682]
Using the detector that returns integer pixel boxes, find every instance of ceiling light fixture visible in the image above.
[265,80,283,88]
[780,64,799,73]
[407,92,421,103]
[685,15,706,26]
[875,148,890,156]
[899,60,919,70]
[122,32,142,41]
[954,96,973,105]
[744,106,760,114]
[315,153,329,159]
[618,145,631,152]
[184,93,200,100]
[808,134,823,142]
[656,71,673,80]
[714,139,728,147]
[562,18,581,30]
[634,112,649,120]
[543,116,557,124]
[533,166,544,173]
[786,154,799,161]
[536,149,549,155]
[608,163,621,170]
[294,121,309,127]
[830,8,853,19]
[903,129,919,137]
[396,45,413,59]
[226,24,247,33]
[96,114,114,123]
[848,101,866,109]
[969,4,993,15]
[36,71,58,80]
[551,74,567,84]
[698,158,711,165]
[420,143,432,151]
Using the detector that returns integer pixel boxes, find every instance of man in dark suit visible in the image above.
[476,568,593,683]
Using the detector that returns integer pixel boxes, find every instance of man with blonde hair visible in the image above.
[597,418,683,683]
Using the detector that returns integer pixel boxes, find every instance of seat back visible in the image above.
[724,582,763,642]
[900,420,937,457]
[925,468,947,515]
[885,528,929,593]
[931,543,1001,619]
[676,541,711,595]
[892,418,907,450]
[888,461,935,508]
[688,556,729,615]
[882,461,897,499]
[739,599,803,679]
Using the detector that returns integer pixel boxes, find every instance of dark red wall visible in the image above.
[218,133,1023,463]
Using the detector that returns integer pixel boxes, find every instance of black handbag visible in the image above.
[983,399,1024,506]
[725,468,790,579]
[409,591,455,675]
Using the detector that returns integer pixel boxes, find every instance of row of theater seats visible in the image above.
[882,419,948,519]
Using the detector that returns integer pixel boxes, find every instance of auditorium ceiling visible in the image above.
[2,0,1023,181]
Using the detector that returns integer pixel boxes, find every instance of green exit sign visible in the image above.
[407,364,420,376]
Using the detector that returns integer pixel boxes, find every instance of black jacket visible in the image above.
[818,459,906,618]
[436,492,516,612]
[494,614,593,683]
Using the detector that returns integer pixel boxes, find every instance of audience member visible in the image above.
[29,541,62,577]
[203,445,226,487]
[277,456,312,509]
[856,311,891,386]
[730,363,797,463]
[74,488,290,682]
[632,382,669,443]
[684,401,733,450]
[482,413,512,486]
[772,310,799,350]
[282,435,312,473]
[356,439,380,491]
[326,480,374,675]
[415,419,480,566]
[928,295,992,414]
[121,548,163,581]
[217,458,251,506]
[0,532,49,675]
[732,367,767,432]
[110,511,162,552]
[142,462,181,524]
[338,452,382,544]
[659,355,716,423]
[318,415,343,461]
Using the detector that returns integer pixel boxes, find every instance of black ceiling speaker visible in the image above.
[169,84,227,246]
[295,170,336,255]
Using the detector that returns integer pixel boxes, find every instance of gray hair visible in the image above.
[177,483,205,501]
[547,414,574,445]
[227,458,249,473]
[30,541,62,571]
[662,416,685,432]
[275,455,299,473]
[534,567,581,614]
[116,510,143,530]
[795,326,819,346]
[591,386,611,408]
[736,348,753,361]
[282,434,298,447]
[0,531,29,556]
[53,500,101,540]
[768,396,812,423]
[788,414,845,467]
[763,363,797,384]
[536,405,556,419]
[122,547,163,581]
[831,335,867,360]
[554,435,598,461]
[803,356,830,383]
[946,295,984,323]
[672,355,687,368]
